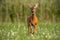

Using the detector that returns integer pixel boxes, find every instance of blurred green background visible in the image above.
[0,0,60,40]
[0,0,60,22]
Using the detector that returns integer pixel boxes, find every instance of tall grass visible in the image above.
[0,22,60,40]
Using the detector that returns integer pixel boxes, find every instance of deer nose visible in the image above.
[32,10,34,13]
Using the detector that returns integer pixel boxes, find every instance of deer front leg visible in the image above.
[32,25,36,35]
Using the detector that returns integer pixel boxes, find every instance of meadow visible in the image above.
[0,22,60,40]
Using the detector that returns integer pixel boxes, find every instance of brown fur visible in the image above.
[27,4,38,34]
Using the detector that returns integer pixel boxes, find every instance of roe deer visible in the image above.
[27,3,38,35]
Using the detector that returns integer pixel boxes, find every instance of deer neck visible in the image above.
[32,12,36,18]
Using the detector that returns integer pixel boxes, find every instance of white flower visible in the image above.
[45,35,48,38]
[7,32,10,37]
[11,30,15,36]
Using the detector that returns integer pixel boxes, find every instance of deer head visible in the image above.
[27,3,38,35]
[28,3,38,14]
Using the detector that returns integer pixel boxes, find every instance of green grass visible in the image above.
[0,22,60,40]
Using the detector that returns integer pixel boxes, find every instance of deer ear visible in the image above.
[34,3,38,8]
[28,4,33,8]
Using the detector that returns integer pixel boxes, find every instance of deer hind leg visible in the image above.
[28,24,32,34]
